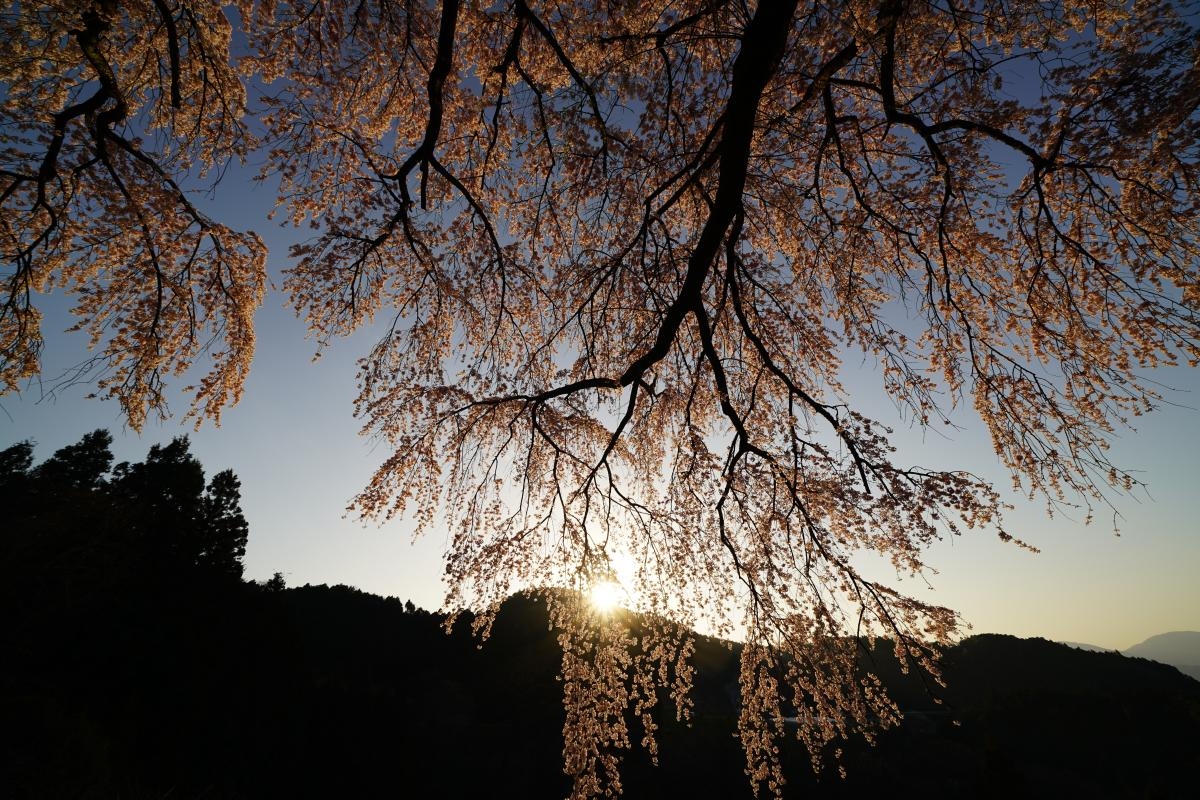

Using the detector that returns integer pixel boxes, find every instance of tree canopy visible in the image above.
[2,430,250,581]
[3,1,1199,796]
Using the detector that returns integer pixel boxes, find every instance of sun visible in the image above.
[588,579,625,613]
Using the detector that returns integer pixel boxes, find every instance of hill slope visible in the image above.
[8,579,1200,799]
[1124,631,1200,680]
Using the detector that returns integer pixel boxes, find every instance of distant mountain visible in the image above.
[1124,631,1200,681]
[1172,665,1200,680]
[1059,641,1114,653]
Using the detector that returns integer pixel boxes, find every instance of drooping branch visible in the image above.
[514,0,609,161]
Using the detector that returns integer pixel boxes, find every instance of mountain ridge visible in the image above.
[9,578,1200,799]
[1122,631,1200,681]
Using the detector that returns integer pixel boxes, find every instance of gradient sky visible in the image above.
[3,157,1198,654]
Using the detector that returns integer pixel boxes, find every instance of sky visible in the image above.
[4,59,1199,655]
[4,169,1197,653]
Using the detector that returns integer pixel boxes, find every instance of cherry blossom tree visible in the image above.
[3,1,1198,795]
[1,0,265,426]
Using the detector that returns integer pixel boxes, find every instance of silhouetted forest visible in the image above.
[5,432,1199,798]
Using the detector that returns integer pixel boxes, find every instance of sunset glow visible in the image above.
[4,1,1200,798]
[588,579,625,614]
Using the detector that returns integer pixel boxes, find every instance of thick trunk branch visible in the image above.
[390,0,461,208]
[619,0,801,387]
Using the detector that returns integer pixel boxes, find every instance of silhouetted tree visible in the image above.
[112,436,205,535]
[197,469,250,580]
[105,435,248,579]
[32,429,112,490]
[0,440,34,511]
[0,439,33,484]
[4,430,250,581]
[3,432,123,617]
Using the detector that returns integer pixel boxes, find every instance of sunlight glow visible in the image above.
[588,579,625,613]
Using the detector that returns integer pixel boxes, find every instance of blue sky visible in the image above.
[4,120,1199,655]
[6,219,1197,652]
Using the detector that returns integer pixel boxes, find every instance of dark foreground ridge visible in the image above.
[4,433,1199,798]
[7,581,1200,799]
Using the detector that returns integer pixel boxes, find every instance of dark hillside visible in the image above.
[8,578,1199,799]
[4,434,1198,798]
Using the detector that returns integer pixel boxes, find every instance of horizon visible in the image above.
[4,10,1199,656]
[4,252,1198,652]
[4,354,1198,654]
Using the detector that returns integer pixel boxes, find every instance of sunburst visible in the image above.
[587,579,625,613]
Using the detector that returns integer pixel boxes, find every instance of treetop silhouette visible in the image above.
[3,1,1198,795]
[4,430,250,580]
